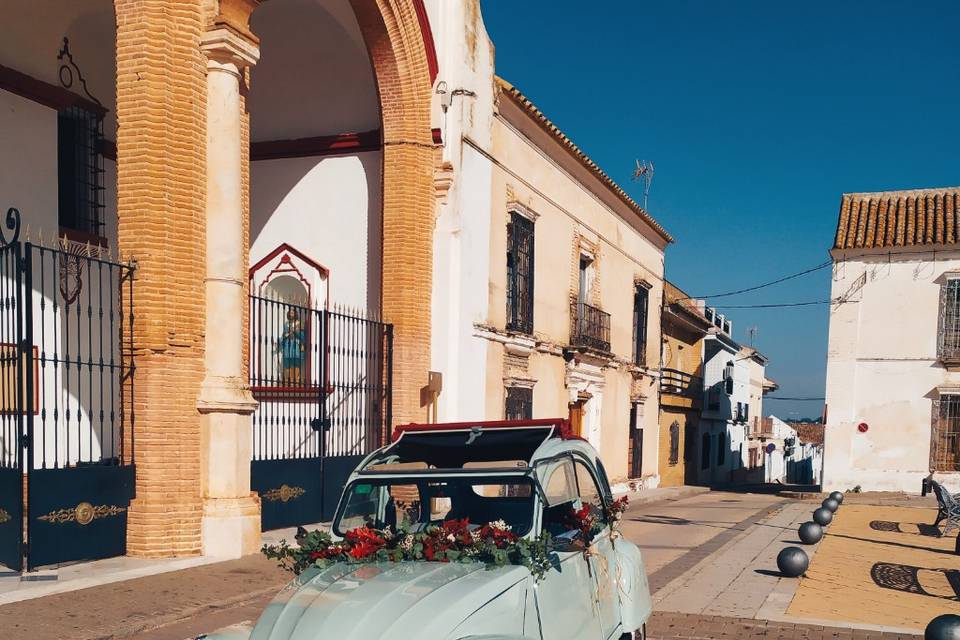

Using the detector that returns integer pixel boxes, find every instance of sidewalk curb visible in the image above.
[612,485,710,505]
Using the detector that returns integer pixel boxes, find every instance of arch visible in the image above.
[346,0,436,424]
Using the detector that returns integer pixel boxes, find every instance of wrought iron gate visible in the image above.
[0,208,136,571]
[249,295,392,530]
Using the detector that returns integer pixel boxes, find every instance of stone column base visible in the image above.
[201,495,261,558]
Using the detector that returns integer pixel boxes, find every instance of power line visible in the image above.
[678,260,832,301]
[713,299,836,309]
[678,246,955,303]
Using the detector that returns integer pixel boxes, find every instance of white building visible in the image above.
[698,320,752,485]
[823,187,960,493]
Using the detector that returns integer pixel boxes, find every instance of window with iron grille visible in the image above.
[668,421,680,465]
[724,361,734,395]
[58,106,105,238]
[932,393,960,472]
[938,277,960,362]
[505,386,533,421]
[717,431,726,465]
[506,213,534,334]
[633,284,649,365]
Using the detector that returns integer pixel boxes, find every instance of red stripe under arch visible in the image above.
[412,0,439,84]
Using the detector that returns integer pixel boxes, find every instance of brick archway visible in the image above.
[349,0,436,426]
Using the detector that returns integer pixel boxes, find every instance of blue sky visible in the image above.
[480,0,960,420]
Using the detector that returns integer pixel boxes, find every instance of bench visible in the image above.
[930,480,960,545]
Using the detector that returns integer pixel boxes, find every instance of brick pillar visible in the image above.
[351,0,437,426]
[115,0,209,557]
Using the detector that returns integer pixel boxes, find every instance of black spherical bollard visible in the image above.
[822,497,840,513]
[776,546,809,577]
[798,521,824,544]
[925,614,960,640]
[813,507,833,526]
[829,491,844,504]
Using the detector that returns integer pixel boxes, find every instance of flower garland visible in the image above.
[262,496,629,582]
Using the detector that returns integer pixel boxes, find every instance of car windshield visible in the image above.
[334,476,535,536]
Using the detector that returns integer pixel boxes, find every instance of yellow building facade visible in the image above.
[657,282,712,487]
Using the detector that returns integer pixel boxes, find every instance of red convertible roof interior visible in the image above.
[370,419,571,470]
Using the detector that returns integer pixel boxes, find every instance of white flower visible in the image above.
[489,519,512,532]
[470,529,482,543]
[446,533,456,542]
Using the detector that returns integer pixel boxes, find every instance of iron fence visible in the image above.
[570,301,611,352]
[248,295,393,462]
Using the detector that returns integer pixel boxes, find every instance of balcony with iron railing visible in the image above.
[570,301,611,353]
[661,368,703,404]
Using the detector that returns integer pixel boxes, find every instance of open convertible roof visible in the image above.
[361,419,573,471]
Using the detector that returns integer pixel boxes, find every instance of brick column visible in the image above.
[197,28,261,558]
[115,0,209,557]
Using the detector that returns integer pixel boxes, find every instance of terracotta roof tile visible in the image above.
[495,76,673,244]
[833,187,960,250]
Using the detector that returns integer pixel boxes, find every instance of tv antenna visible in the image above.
[747,325,759,347]
[632,160,655,210]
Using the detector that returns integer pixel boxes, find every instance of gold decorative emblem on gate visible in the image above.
[262,484,305,503]
[37,502,126,525]
[0,508,10,524]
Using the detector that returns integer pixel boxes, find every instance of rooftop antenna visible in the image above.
[632,159,655,210]
[747,325,759,347]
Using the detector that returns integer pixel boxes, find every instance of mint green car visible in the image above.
[212,420,651,640]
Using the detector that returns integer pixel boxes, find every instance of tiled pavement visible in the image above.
[647,612,920,639]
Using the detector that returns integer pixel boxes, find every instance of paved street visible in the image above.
[0,491,930,639]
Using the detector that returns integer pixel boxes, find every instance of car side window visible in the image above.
[594,459,613,501]
[574,460,608,527]
[540,458,581,537]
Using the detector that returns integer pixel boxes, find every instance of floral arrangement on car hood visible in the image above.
[262,496,629,581]
[263,518,554,580]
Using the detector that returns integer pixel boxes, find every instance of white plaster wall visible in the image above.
[250,152,382,312]
[824,250,960,493]
[430,0,496,423]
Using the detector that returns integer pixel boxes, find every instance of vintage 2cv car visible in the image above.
[209,419,652,640]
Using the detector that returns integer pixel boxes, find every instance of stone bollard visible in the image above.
[829,491,844,504]
[822,497,840,513]
[813,507,833,526]
[776,546,809,577]
[925,614,960,640]
[798,521,823,544]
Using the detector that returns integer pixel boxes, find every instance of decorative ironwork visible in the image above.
[0,208,21,248]
[37,502,126,525]
[570,301,611,353]
[506,213,534,334]
[0,509,10,524]
[505,386,533,421]
[262,484,306,503]
[57,38,103,108]
[932,395,960,472]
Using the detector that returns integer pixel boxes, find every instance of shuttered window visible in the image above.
[506,213,534,334]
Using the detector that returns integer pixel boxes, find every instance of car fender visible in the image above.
[454,636,538,640]
[615,538,652,631]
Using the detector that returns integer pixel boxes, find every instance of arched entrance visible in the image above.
[243,0,435,528]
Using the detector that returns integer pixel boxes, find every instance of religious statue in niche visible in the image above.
[277,308,306,385]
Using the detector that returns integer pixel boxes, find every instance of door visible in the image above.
[535,457,602,640]
[575,459,623,639]
[569,399,586,438]
[0,238,23,571]
[629,404,643,479]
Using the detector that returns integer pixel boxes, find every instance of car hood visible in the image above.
[242,561,530,640]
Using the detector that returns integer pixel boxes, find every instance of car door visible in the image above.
[534,457,603,640]
[574,458,623,640]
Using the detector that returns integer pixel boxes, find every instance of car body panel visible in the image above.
[532,549,602,640]
[614,538,652,633]
[237,562,529,640]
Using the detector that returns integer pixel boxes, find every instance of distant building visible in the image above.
[698,317,752,485]
[658,282,712,487]
[823,187,960,493]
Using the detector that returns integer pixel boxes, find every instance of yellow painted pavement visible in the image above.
[787,504,960,630]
